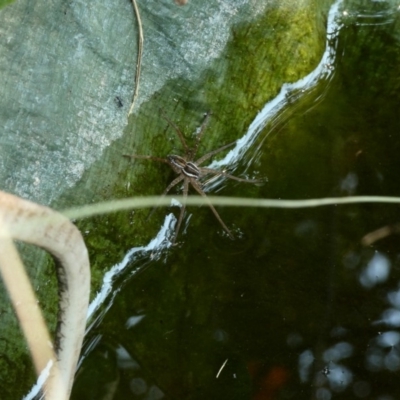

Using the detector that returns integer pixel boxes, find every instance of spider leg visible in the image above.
[147,174,185,220]
[123,154,170,165]
[172,177,189,244]
[192,111,212,159]
[190,178,234,240]
[160,110,190,155]
[195,141,236,165]
[199,167,262,183]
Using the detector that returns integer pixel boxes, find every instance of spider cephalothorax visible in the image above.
[124,111,260,243]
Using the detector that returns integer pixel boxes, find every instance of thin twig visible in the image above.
[216,359,228,378]
[128,0,144,117]
[361,223,400,246]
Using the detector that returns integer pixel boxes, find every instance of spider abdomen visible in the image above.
[168,155,200,179]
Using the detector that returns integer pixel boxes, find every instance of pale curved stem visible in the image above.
[0,191,90,400]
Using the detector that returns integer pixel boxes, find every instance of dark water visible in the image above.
[72,3,400,400]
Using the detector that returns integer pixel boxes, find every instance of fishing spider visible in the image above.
[124,111,259,243]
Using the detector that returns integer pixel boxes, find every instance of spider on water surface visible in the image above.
[124,111,261,243]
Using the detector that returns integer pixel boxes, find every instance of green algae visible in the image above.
[0,0,15,9]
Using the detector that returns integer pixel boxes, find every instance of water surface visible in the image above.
[73,2,400,399]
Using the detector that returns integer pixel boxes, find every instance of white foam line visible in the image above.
[23,360,53,400]
[209,0,344,170]
[86,213,176,324]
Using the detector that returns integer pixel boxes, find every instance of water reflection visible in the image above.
[298,350,313,382]
[323,342,353,362]
[378,308,400,327]
[126,315,146,329]
[340,172,358,195]
[344,0,400,26]
[359,251,390,288]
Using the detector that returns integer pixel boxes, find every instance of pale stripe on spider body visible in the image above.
[168,155,201,179]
